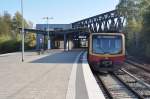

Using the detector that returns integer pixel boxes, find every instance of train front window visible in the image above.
[92,35,122,54]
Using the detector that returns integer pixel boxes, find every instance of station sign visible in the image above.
[78,36,87,39]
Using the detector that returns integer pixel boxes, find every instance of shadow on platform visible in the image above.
[31,50,83,64]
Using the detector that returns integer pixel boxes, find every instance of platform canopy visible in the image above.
[19,28,89,36]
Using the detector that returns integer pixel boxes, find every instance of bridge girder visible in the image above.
[72,10,125,33]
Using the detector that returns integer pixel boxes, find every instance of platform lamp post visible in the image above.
[43,17,53,50]
[21,0,24,62]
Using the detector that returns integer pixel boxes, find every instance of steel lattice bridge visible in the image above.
[72,10,125,33]
[21,9,125,34]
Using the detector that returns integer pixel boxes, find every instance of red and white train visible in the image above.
[88,33,125,72]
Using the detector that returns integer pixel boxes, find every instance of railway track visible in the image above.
[124,60,150,84]
[126,59,150,73]
[95,69,150,99]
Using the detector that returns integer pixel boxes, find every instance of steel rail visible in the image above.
[113,71,144,99]
[113,69,150,99]
[121,69,150,90]
[96,73,137,99]
[95,73,113,99]
[126,60,150,73]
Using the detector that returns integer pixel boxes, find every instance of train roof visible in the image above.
[90,33,124,35]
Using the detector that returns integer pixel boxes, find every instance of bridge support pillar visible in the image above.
[36,33,42,50]
[67,39,69,51]
[47,36,51,50]
[64,33,67,51]
[43,35,47,50]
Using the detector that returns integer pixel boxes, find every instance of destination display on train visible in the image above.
[96,35,119,39]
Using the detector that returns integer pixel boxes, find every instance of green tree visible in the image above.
[141,5,150,57]
[12,11,29,38]
[116,0,143,54]
[12,11,23,38]
[25,33,36,48]
[116,0,150,57]
[0,11,12,36]
[0,11,35,53]
[24,21,36,49]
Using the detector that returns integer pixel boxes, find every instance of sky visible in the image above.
[0,0,119,27]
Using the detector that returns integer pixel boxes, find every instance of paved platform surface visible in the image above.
[0,49,105,99]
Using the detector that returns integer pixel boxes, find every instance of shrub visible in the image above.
[0,39,21,54]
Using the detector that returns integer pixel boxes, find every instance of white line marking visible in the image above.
[66,51,83,99]
[82,52,106,99]
[0,52,18,57]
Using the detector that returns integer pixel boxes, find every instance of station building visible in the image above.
[36,24,88,50]
[36,24,73,50]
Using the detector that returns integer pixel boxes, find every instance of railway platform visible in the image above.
[0,49,105,99]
